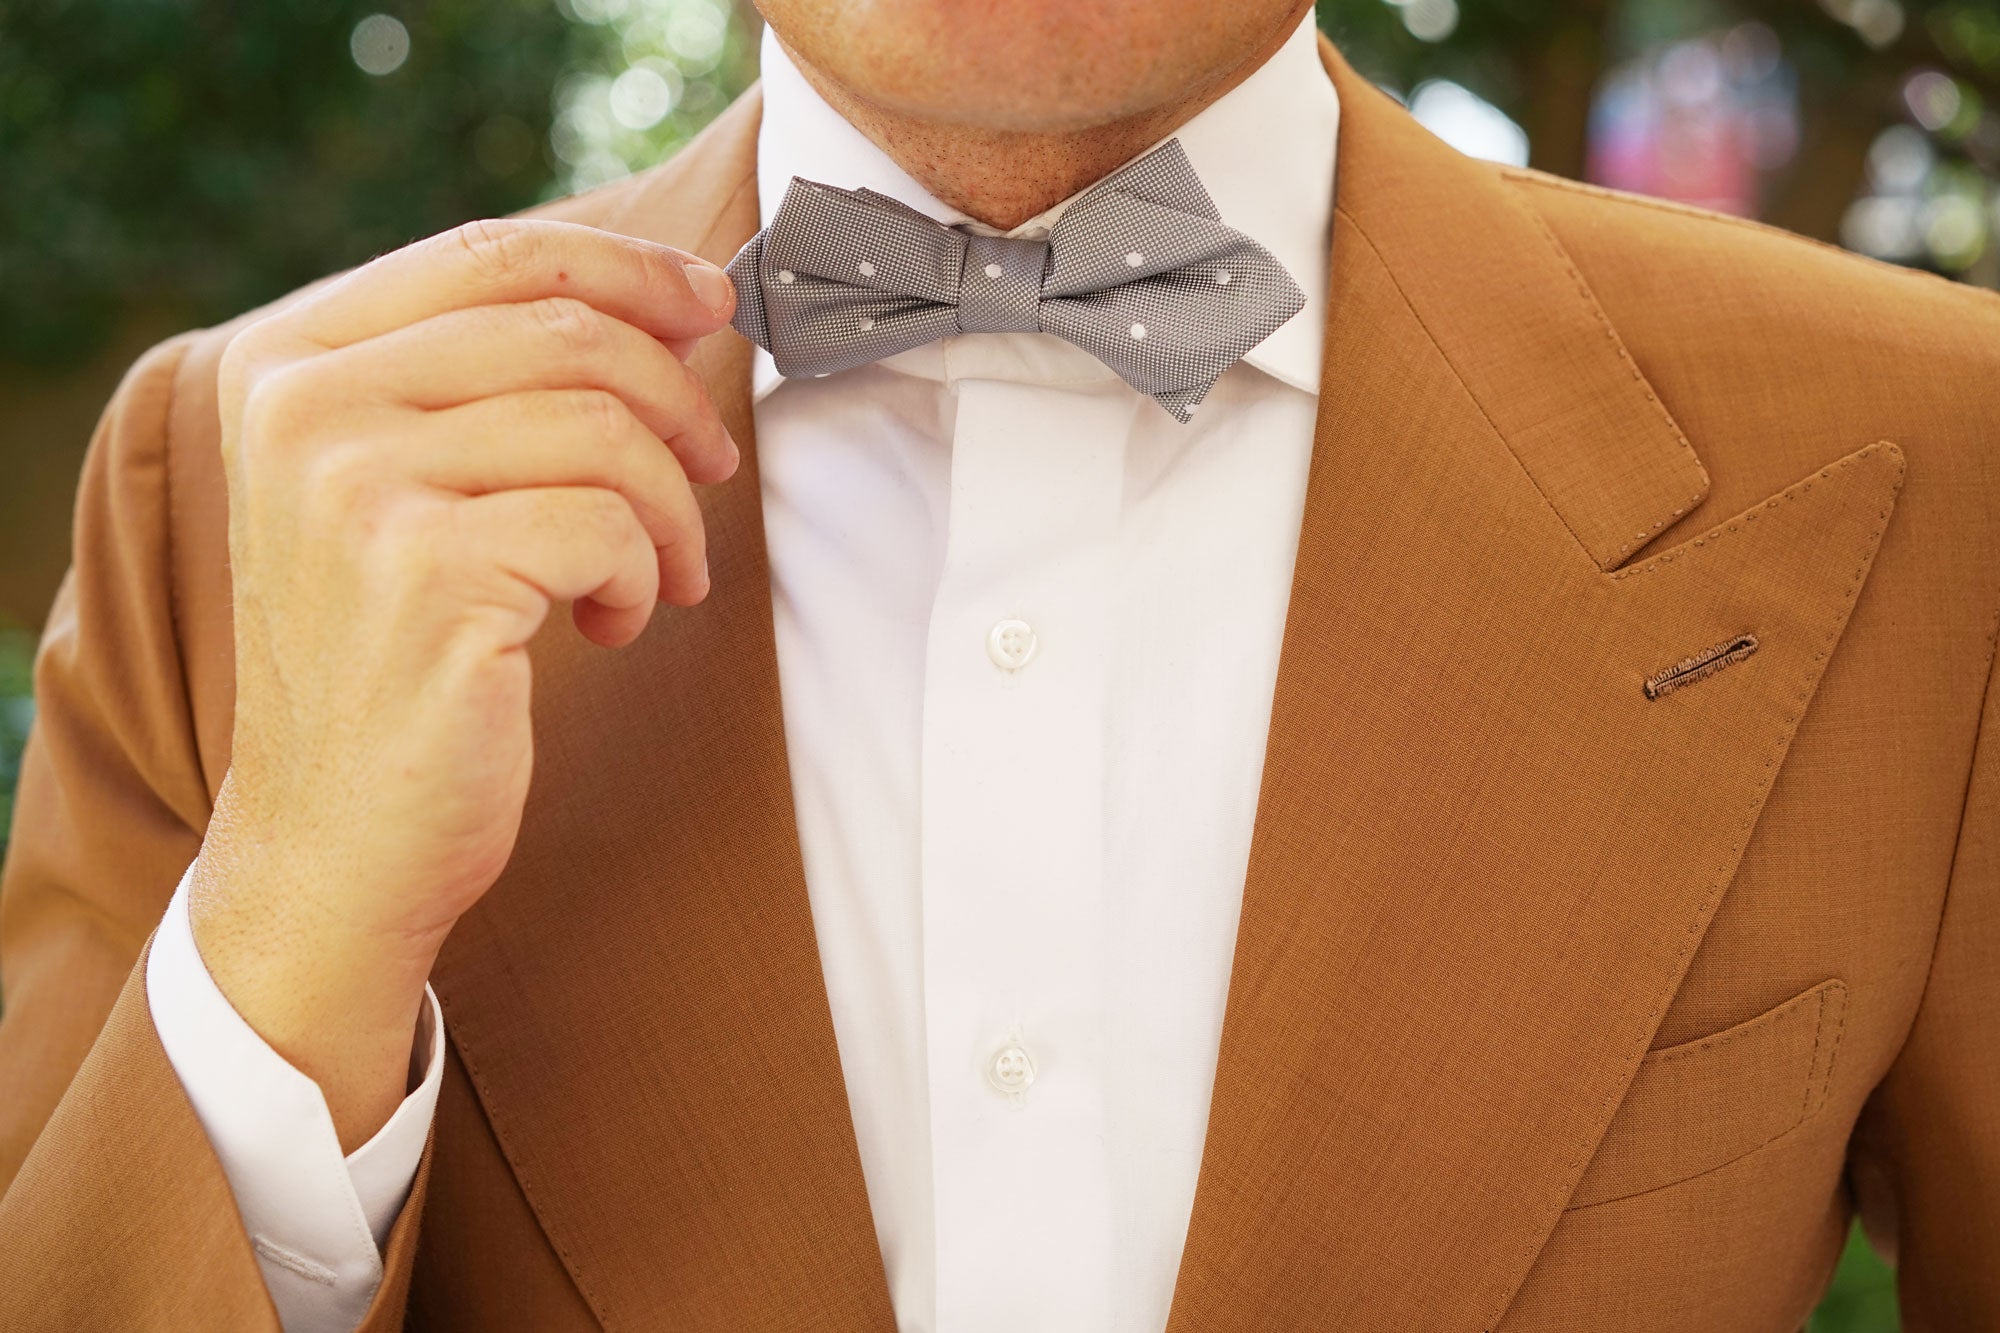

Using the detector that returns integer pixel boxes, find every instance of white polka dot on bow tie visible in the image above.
[858,261,875,277]
[1125,251,1144,267]
[778,269,796,284]
[1130,323,1147,340]
[859,317,875,331]
[1214,269,1232,285]
[983,262,1003,279]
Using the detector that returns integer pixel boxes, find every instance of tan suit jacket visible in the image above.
[3,37,1997,1332]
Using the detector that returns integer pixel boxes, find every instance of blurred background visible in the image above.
[4,2,1991,1323]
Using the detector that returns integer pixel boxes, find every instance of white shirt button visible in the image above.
[987,618,1038,672]
[987,1041,1036,1098]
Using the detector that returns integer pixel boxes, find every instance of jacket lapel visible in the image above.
[1165,43,1903,1332]
[429,93,897,1330]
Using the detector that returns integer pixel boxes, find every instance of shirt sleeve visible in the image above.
[145,863,444,1333]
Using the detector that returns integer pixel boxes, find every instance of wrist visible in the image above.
[186,842,443,1151]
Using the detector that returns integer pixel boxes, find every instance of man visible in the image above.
[0,0,1995,1327]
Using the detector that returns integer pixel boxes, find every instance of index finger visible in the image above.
[278,218,737,351]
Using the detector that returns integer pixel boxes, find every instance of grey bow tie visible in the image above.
[725,139,1305,422]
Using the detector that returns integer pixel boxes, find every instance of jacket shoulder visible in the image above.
[1507,167,2000,521]
[1508,165,2000,341]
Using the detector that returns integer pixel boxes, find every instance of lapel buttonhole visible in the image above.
[1643,632,1760,700]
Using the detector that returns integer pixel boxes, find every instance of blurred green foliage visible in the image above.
[1325,0,2000,278]
[1812,1223,1901,1333]
[0,626,32,869]
[0,0,573,368]
[545,0,758,196]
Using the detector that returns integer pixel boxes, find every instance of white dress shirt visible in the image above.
[144,12,1339,1331]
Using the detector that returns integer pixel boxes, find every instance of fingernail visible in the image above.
[685,262,735,318]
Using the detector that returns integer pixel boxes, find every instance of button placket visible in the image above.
[918,380,1129,1331]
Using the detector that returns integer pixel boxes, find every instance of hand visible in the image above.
[187,219,739,1149]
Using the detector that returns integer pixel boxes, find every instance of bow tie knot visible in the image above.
[726,139,1305,422]
[955,233,1047,335]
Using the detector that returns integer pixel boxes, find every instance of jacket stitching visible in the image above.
[1607,442,1904,583]
[1503,183,1707,565]
[1566,984,1845,1212]
[1491,441,1900,1323]
[1642,632,1759,699]
[1642,979,1838,1069]
[1806,980,1847,1122]
[1331,206,1601,567]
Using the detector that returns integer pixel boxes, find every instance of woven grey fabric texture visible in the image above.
[726,139,1305,422]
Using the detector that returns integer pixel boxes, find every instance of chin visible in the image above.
[759,0,1302,134]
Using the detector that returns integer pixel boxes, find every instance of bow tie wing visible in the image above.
[1037,140,1305,420]
[726,180,967,378]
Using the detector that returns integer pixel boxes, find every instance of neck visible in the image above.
[776,11,1310,231]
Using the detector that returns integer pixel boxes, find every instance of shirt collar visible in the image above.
[748,10,1339,403]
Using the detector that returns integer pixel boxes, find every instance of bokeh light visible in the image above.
[552,0,750,193]
[1905,70,1965,133]
[349,14,412,78]
[1409,81,1529,165]
[1392,0,1462,44]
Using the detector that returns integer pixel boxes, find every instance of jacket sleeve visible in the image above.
[1847,625,2000,1331]
[0,334,429,1331]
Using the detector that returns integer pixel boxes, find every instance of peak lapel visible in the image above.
[1166,43,1903,1333]
[429,90,896,1330]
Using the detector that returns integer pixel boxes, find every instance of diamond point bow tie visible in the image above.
[725,138,1305,422]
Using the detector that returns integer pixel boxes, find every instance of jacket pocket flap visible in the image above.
[1566,978,1847,1209]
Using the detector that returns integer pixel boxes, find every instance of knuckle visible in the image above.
[630,243,687,302]
[300,441,385,518]
[686,376,728,446]
[565,387,629,442]
[451,217,542,285]
[527,296,604,352]
[585,486,635,535]
[656,493,702,556]
[218,319,298,421]
[237,363,320,448]
[217,324,266,391]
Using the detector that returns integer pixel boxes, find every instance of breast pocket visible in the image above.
[1564,978,1848,1210]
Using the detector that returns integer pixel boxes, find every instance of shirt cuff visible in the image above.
[146,863,443,1333]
